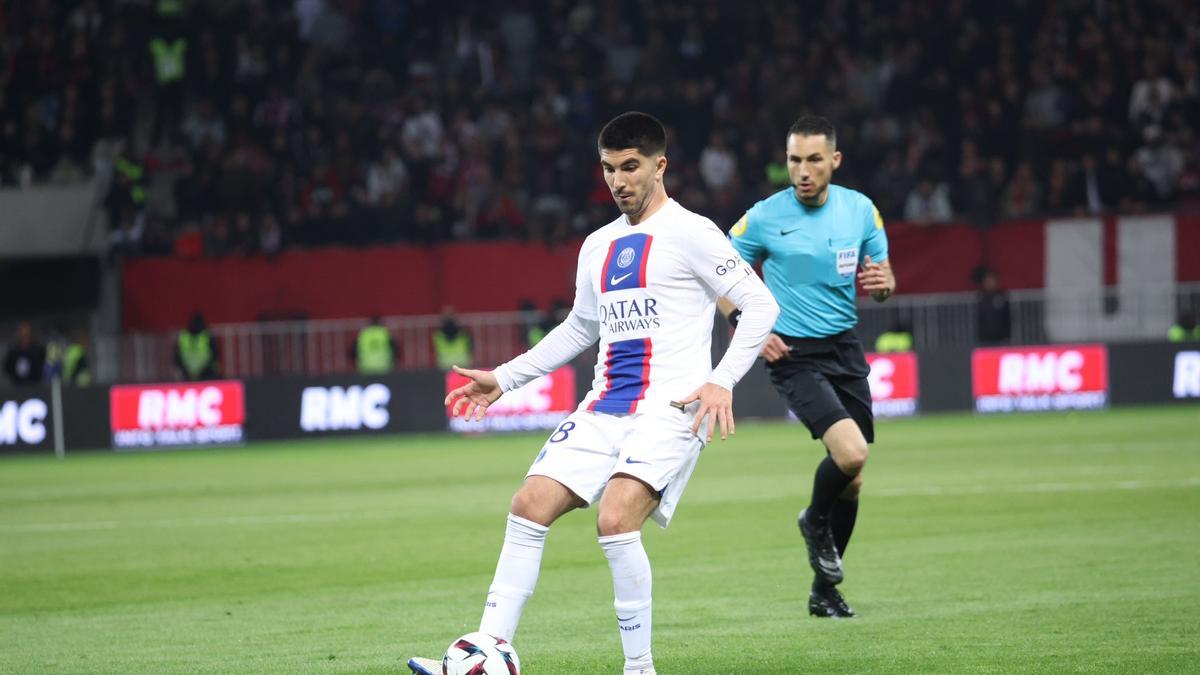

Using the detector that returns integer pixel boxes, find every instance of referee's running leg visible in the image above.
[770,357,872,618]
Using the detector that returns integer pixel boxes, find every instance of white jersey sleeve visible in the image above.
[685,222,759,297]
[684,223,779,391]
[571,236,599,321]
[493,238,601,392]
[493,310,599,392]
[708,271,777,391]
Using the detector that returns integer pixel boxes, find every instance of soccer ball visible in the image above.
[442,631,520,675]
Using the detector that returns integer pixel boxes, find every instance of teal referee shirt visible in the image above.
[729,185,888,338]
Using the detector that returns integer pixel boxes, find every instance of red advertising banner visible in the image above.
[110,380,246,448]
[866,352,919,417]
[445,366,576,432]
[972,344,1108,412]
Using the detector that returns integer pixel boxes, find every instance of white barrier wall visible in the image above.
[1044,215,1177,342]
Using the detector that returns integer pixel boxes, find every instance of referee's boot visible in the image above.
[809,583,856,618]
[798,507,844,585]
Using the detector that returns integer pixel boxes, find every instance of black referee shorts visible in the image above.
[765,329,875,443]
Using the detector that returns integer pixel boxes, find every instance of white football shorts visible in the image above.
[525,405,704,528]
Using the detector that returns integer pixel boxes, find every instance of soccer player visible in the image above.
[720,115,895,618]
[408,112,778,675]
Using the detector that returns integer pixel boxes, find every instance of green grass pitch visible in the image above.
[2,406,1198,674]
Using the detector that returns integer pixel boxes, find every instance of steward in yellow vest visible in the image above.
[874,330,913,353]
[354,319,396,374]
[433,311,473,370]
[174,312,219,380]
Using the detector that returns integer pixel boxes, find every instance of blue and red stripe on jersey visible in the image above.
[589,337,653,414]
[600,233,653,292]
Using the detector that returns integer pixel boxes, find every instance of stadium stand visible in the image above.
[3,0,1197,260]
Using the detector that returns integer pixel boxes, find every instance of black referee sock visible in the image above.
[808,456,855,524]
[831,497,858,556]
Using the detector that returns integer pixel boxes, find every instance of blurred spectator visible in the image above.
[352,316,397,374]
[699,131,737,192]
[903,178,953,224]
[521,301,559,348]
[181,99,226,150]
[3,0,1186,255]
[149,22,188,145]
[174,220,205,258]
[1129,64,1175,132]
[259,212,284,257]
[109,207,145,259]
[1079,153,1120,214]
[976,268,1012,345]
[869,151,913,220]
[64,332,92,387]
[105,151,147,234]
[1023,66,1067,132]
[550,297,571,323]
[4,322,46,386]
[874,319,913,353]
[364,145,409,209]
[1171,309,1200,341]
[43,325,69,381]
[174,312,219,380]
[1044,159,1086,215]
[433,306,473,370]
[229,212,258,255]
[518,300,540,348]
[1002,163,1042,218]
[1133,126,1185,203]
[1169,312,1200,343]
[956,150,1000,226]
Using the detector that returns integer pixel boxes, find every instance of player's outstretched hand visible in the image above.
[445,365,503,421]
[679,382,734,442]
[761,333,790,363]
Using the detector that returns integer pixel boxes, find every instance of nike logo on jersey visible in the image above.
[781,227,803,235]
[616,616,635,622]
[624,457,650,465]
[610,272,633,286]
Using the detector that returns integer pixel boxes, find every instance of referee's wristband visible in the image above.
[727,309,742,328]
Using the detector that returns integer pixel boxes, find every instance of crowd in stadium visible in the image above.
[2,0,1198,258]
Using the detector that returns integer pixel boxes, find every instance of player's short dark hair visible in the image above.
[598,111,667,157]
[788,115,837,146]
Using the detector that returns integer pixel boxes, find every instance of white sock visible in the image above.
[600,531,653,670]
[478,513,548,641]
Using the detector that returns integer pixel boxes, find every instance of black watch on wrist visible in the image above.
[727,309,742,328]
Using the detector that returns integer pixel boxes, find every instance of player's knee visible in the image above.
[509,489,548,526]
[595,509,622,537]
[595,508,635,537]
[833,441,869,475]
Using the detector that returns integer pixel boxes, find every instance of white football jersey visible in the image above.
[572,199,755,413]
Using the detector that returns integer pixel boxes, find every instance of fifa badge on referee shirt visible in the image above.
[837,248,858,278]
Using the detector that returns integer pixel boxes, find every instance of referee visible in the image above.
[720,115,896,618]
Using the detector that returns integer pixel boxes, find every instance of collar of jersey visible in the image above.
[622,197,677,228]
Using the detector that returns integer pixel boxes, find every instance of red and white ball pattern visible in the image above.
[441,632,520,675]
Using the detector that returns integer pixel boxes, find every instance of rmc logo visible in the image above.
[1174,351,1200,399]
[300,384,391,432]
[137,387,226,428]
[997,350,1086,393]
[0,398,48,445]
